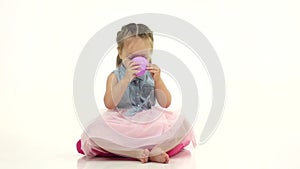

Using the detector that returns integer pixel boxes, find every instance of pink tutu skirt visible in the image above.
[78,106,195,158]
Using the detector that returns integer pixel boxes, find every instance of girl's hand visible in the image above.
[146,64,161,82]
[123,59,140,82]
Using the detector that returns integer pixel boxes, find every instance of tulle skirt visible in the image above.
[80,106,195,158]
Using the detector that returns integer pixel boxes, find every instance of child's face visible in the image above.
[119,37,152,64]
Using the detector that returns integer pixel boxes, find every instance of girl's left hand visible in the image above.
[146,64,161,82]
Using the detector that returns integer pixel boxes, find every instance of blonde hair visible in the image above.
[116,23,154,67]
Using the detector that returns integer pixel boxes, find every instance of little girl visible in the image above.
[76,23,195,163]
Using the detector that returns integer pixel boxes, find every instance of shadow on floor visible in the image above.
[77,149,196,169]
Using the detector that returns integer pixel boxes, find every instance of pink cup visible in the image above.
[131,56,149,77]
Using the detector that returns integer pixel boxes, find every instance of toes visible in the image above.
[164,153,170,163]
[139,149,149,163]
[149,153,169,163]
[161,153,169,163]
[139,157,147,163]
[143,149,150,158]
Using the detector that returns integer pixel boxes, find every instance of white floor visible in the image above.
[1,116,300,169]
[77,149,195,169]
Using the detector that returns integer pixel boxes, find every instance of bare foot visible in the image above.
[138,149,149,163]
[149,152,170,163]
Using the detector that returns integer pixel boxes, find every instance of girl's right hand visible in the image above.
[123,59,140,82]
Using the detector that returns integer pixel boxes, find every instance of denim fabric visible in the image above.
[113,63,156,116]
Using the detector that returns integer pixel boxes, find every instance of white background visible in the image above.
[1,0,300,169]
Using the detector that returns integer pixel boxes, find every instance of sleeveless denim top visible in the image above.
[112,63,156,116]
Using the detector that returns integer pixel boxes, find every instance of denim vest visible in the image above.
[113,63,156,116]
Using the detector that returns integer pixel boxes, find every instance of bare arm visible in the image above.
[104,61,140,109]
[103,73,131,109]
[146,64,172,108]
[154,78,172,108]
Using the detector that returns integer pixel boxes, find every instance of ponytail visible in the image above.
[116,54,122,67]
